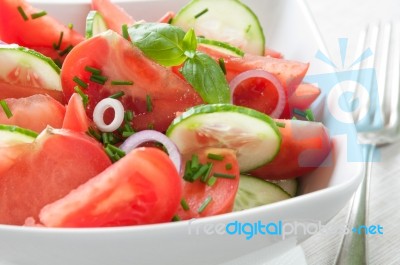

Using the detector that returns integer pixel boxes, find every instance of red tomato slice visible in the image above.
[0,94,65,133]
[0,0,84,61]
[0,81,64,103]
[197,45,309,118]
[39,147,181,227]
[62,93,91,133]
[92,0,135,34]
[176,148,240,220]
[250,119,331,180]
[61,31,203,132]
[0,128,111,225]
[288,83,321,111]
[232,77,281,116]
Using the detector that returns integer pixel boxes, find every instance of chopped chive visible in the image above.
[192,164,210,181]
[194,8,208,19]
[201,162,213,183]
[87,127,101,141]
[190,154,199,171]
[107,144,126,157]
[218,58,226,75]
[124,110,134,122]
[198,196,212,214]
[207,153,224,161]
[90,74,108,85]
[122,131,135,138]
[53,58,62,68]
[31,11,47,19]
[73,76,88,89]
[122,24,130,40]
[0,100,13,118]
[225,163,232,170]
[213,172,236,179]
[167,18,173,24]
[68,23,74,29]
[183,160,194,182]
[180,198,190,211]
[104,146,115,160]
[207,176,217,187]
[111,80,134,86]
[172,215,181,222]
[58,44,73,56]
[146,95,153,112]
[305,109,315,121]
[17,6,29,21]
[85,66,102,75]
[53,31,64,50]
[147,123,154,130]
[123,123,134,133]
[109,91,125,99]
[102,132,110,145]
[293,108,306,118]
[275,121,286,128]
[73,86,88,107]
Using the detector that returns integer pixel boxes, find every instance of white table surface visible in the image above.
[300,0,400,264]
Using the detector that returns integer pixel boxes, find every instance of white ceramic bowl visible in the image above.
[0,0,363,264]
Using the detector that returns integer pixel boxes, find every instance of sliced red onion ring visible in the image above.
[119,130,182,173]
[93,98,125,132]
[229,69,286,118]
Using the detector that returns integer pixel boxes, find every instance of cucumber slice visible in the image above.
[0,45,61,91]
[85,10,108,39]
[172,0,265,55]
[234,174,290,211]
[197,37,244,57]
[166,104,281,172]
[0,124,38,146]
[268,178,298,197]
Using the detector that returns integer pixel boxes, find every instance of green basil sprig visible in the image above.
[128,23,230,104]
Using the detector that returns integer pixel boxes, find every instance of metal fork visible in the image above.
[334,22,400,265]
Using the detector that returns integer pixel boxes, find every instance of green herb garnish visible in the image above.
[0,100,13,118]
[31,11,47,19]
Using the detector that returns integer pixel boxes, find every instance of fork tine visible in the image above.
[387,22,400,131]
[373,22,391,127]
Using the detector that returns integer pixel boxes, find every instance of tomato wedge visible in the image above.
[62,93,91,133]
[39,147,181,227]
[0,94,65,133]
[176,148,240,220]
[250,119,331,180]
[61,30,202,132]
[0,0,84,62]
[288,83,321,111]
[0,128,111,225]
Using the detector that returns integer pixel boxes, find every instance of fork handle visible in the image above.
[334,145,374,265]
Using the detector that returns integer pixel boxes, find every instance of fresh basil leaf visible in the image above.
[128,23,187,66]
[182,28,197,58]
[181,51,231,104]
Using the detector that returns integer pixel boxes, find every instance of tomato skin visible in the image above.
[0,0,84,61]
[61,31,203,132]
[176,148,240,220]
[250,119,331,180]
[92,0,135,34]
[0,128,112,225]
[62,93,91,133]
[288,83,320,111]
[39,147,181,227]
[0,81,65,103]
[0,94,65,133]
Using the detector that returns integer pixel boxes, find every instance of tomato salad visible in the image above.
[0,0,331,228]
